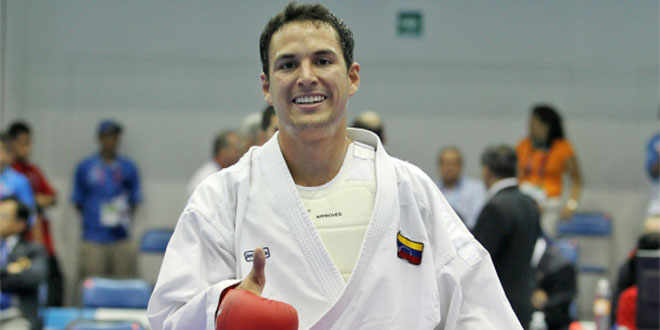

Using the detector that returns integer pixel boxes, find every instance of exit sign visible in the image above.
[397,10,423,38]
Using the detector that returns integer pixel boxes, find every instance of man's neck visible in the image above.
[100,151,116,163]
[278,125,350,187]
[442,178,459,189]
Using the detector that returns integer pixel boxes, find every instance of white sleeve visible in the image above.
[147,208,240,330]
[407,167,522,330]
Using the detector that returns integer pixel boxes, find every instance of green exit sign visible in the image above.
[397,10,423,38]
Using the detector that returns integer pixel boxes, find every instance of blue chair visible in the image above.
[558,212,612,274]
[558,212,612,237]
[139,229,173,253]
[67,319,146,330]
[42,307,96,330]
[82,278,152,309]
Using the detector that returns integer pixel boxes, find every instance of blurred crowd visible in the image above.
[0,102,658,329]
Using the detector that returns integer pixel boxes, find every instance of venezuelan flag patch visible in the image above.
[397,231,424,265]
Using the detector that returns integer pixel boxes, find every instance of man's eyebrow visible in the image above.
[314,49,337,57]
[274,54,296,62]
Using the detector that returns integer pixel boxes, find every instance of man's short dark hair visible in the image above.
[261,105,276,131]
[0,195,30,224]
[481,145,517,179]
[259,2,354,79]
[7,121,31,140]
[212,130,236,157]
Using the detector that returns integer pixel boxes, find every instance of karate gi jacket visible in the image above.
[148,129,522,330]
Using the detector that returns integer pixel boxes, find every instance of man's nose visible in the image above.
[297,61,318,88]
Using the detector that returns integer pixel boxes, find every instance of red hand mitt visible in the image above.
[216,289,298,330]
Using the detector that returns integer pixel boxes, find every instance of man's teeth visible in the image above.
[294,96,326,104]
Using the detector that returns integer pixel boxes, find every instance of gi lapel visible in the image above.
[259,134,346,301]
[311,128,399,329]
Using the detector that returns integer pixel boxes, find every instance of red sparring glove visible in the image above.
[216,288,298,330]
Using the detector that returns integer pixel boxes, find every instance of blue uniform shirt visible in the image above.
[647,133,660,182]
[437,176,487,229]
[0,167,36,226]
[72,154,142,243]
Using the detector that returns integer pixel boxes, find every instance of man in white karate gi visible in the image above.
[148,3,522,329]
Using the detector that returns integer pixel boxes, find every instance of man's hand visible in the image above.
[531,289,548,309]
[236,248,266,296]
[216,248,298,330]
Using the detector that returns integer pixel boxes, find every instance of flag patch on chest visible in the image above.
[397,232,423,265]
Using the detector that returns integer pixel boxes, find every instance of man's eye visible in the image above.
[317,58,332,65]
[279,62,296,70]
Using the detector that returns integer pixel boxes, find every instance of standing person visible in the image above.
[472,145,542,329]
[516,104,583,237]
[436,146,486,228]
[645,132,660,216]
[186,130,242,197]
[0,134,35,220]
[71,120,142,279]
[0,196,48,330]
[148,3,521,329]
[8,121,64,306]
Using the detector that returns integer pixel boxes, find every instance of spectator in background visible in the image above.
[531,237,577,330]
[239,112,262,152]
[0,196,48,330]
[186,130,242,197]
[259,105,279,145]
[645,132,660,215]
[8,121,63,307]
[436,146,486,228]
[351,110,385,144]
[517,104,582,237]
[0,134,35,220]
[472,145,542,329]
[613,231,660,330]
[71,120,142,279]
[611,215,660,328]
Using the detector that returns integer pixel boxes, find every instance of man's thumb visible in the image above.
[250,248,266,289]
[237,247,267,295]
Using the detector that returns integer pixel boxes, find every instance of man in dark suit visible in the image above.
[472,145,542,329]
[0,196,48,330]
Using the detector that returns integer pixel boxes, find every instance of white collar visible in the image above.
[487,177,518,199]
[1,235,19,253]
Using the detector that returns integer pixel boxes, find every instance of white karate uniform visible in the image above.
[147,129,522,330]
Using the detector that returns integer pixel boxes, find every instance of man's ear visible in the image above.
[260,73,272,105]
[348,62,360,96]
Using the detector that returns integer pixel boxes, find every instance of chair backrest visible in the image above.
[139,229,173,253]
[558,212,612,237]
[67,319,146,330]
[636,249,660,330]
[82,278,152,309]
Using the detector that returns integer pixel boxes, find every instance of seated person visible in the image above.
[614,232,660,330]
[531,237,577,330]
[611,216,660,326]
[0,196,48,330]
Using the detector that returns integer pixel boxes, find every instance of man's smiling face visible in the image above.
[261,21,360,139]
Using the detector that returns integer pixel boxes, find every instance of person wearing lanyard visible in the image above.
[516,104,583,237]
[645,132,660,216]
[71,120,142,281]
[0,196,48,330]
